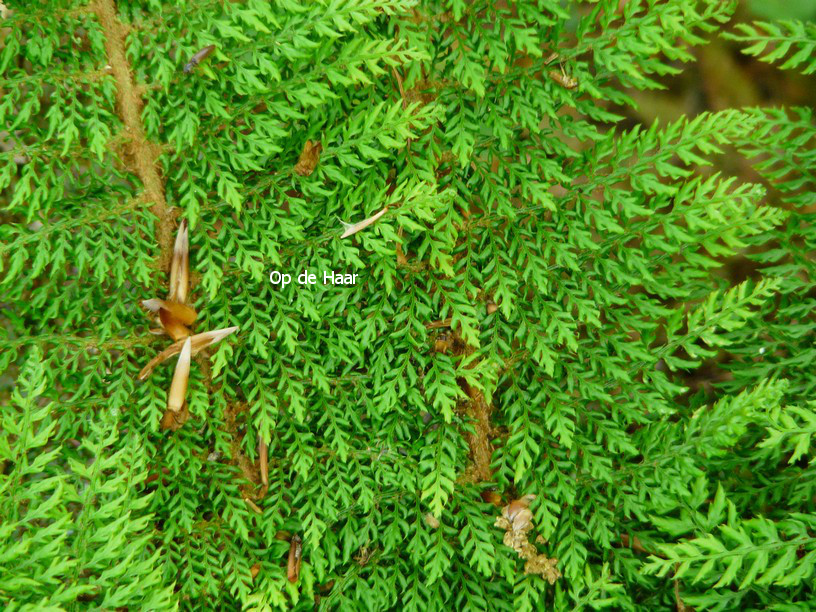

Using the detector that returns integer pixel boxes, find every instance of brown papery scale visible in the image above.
[287,535,302,583]
[259,434,268,487]
[294,140,322,176]
[183,44,215,73]
[168,219,189,303]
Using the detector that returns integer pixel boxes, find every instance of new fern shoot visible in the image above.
[1,0,816,610]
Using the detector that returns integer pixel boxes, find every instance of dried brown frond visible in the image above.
[159,308,191,340]
[143,298,197,326]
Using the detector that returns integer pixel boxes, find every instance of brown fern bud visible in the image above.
[168,219,189,304]
[287,535,302,583]
[244,497,263,515]
[143,298,197,326]
[159,308,191,341]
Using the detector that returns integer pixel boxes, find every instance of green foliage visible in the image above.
[2,0,816,609]
[0,350,175,609]
[646,484,816,608]
[727,20,816,73]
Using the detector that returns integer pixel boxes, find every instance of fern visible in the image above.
[727,20,816,74]
[2,0,816,609]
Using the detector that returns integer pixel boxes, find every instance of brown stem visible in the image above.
[92,0,173,269]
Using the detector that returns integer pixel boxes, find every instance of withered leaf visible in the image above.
[294,140,322,176]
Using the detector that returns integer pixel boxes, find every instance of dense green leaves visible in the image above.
[2,0,816,609]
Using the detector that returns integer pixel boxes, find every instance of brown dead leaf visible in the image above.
[159,308,191,340]
[143,299,197,326]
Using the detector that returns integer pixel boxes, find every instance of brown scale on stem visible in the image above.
[259,433,269,487]
[287,535,302,583]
